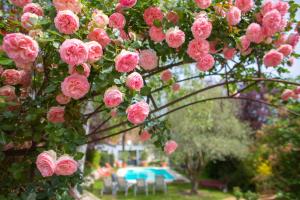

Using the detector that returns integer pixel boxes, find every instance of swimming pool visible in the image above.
[117,167,175,183]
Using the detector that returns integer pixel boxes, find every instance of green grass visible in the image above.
[88,181,233,200]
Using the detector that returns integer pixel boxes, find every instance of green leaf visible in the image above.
[141,86,151,96]
[0,58,13,65]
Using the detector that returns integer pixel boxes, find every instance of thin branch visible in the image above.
[83,103,104,119]
[143,61,191,78]
[89,116,112,135]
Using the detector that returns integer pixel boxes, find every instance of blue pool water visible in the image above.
[124,168,174,182]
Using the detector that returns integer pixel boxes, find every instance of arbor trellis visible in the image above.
[0,0,299,198]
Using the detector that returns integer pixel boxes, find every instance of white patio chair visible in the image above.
[101,177,117,196]
[153,175,167,194]
[134,178,148,196]
[116,176,130,196]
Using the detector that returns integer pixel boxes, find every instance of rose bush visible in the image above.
[0,0,299,198]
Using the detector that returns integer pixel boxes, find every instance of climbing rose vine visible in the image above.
[0,0,299,198]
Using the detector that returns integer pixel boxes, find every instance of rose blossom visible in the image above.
[263,49,283,67]
[126,101,150,125]
[294,87,300,95]
[172,83,180,92]
[262,9,282,36]
[19,70,31,87]
[126,72,144,91]
[223,47,236,60]
[90,10,109,29]
[109,13,126,29]
[47,106,65,123]
[281,89,294,101]
[227,6,241,26]
[1,69,22,85]
[238,36,251,52]
[10,0,31,7]
[275,1,289,16]
[165,27,185,48]
[140,130,151,142]
[214,5,226,17]
[21,12,39,30]
[160,70,173,82]
[115,50,139,73]
[119,0,137,8]
[139,49,158,70]
[55,155,78,176]
[56,93,71,105]
[235,0,254,13]
[36,150,56,177]
[68,63,91,77]
[0,85,16,101]
[103,87,123,108]
[59,39,88,66]
[86,41,103,63]
[209,40,219,54]
[277,44,293,57]
[61,74,90,100]
[164,140,178,155]
[54,10,79,35]
[261,0,274,15]
[196,54,215,71]
[53,0,82,14]
[149,26,165,43]
[246,23,264,43]
[287,32,300,48]
[191,18,212,39]
[194,0,211,9]
[23,3,44,16]
[2,33,39,64]
[274,33,287,48]
[143,7,164,26]
[88,28,111,48]
[166,11,179,24]
[187,39,210,60]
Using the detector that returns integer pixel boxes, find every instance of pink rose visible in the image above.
[68,63,91,77]
[172,83,180,92]
[164,140,178,155]
[53,0,82,14]
[261,0,274,16]
[187,38,210,60]
[59,39,88,66]
[126,72,144,91]
[149,26,165,43]
[10,0,32,7]
[194,0,211,9]
[47,106,65,123]
[196,54,215,71]
[23,3,44,16]
[103,87,123,108]
[275,1,289,16]
[262,10,282,36]
[2,33,39,64]
[115,50,139,73]
[56,93,71,105]
[226,6,241,26]
[166,11,179,24]
[277,44,293,57]
[21,12,39,30]
[55,155,78,176]
[140,130,151,142]
[139,49,158,70]
[287,32,299,48]
[191,18,212,40]
[119,0,137,8]
[90,10,109,28]
[294,87,300,95]
[88,28,111,48]
[61,74,90,100]
[165,27,185,48]
[126,101,150,125]
[109,13,126,29]
[235,0,254,13]
[281,89,294,101]
[19,70,31,87]
[1,69,22,85]
[209,40,219,54]
[54,10,79,35]
[223,47,236,60]
[119,29,130,40]
[0,85,16,101]
[214,5,226,17]
[246,23,264,44]
[238,36,251,52]
[86,41,103,63]
[115,3,124,13]
[263,49,283,67]
[160,70,173,82]
[143,7,164,26]
[36,150,56,177]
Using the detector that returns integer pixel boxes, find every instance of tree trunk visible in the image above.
[190,177,199,195]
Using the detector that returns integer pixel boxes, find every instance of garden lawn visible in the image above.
[88,181,233,200]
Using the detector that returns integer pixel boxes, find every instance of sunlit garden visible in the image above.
[1,0,300,199]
